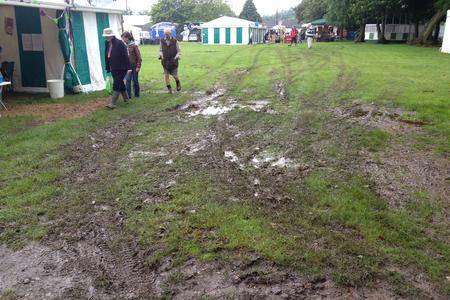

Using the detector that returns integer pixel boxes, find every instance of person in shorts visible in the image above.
[159,28,181,94]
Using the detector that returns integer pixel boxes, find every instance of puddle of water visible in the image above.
[224,151,239,163]
[271,157,296,168]
[186,133,217,155]
[189,104,237,117]
[251,151,276,168]
[251,150,298,169]
[181,87,274,118]
[128,149,167,160]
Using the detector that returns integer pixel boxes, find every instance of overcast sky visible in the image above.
[127,0,299,16]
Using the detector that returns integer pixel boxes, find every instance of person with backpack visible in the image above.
[121,31,142,99]
[159,28,181,94]
[103,28,131,109]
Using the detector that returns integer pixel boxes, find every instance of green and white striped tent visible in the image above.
[0,0,125,93]
[201,16,266,45]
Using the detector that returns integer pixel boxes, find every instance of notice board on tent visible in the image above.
[21,34,43,51]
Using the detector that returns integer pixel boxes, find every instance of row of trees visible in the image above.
[150,0,234,24]
[295,0,450,44]
[150,0,263,24]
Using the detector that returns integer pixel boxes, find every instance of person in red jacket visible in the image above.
[290,26,299,46]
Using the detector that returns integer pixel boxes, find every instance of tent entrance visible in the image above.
[214,28,220,44]
[15,6,46,88]
[236,27,243,44]
[225,28,231,44]
[202,28,208,44]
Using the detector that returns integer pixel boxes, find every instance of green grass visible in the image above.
[0,42,449,295]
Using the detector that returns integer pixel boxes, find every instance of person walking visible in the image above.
[159,28,181,94]
[306,25,316,49]
[103,28,131,109]
[121,31,142,99]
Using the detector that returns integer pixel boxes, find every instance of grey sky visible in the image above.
[128,0,299,16]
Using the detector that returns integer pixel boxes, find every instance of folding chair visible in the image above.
[0,81,10,110]
[1,62,14,92]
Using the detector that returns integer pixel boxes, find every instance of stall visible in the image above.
[201,16,266,45]
[0,0,125,94]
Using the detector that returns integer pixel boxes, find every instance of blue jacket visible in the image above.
[105,37,131,72]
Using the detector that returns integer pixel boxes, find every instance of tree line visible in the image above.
[150,0,263,24]
[294,0,450,44]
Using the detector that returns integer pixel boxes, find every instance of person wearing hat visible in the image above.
[159,28,181,94]
[103,28,131,109]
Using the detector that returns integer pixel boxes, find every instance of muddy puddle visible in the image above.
[172,88,276,118]
[224,149,299,171]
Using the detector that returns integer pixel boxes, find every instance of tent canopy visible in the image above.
[311,18,327,26]
[201,16,265,29]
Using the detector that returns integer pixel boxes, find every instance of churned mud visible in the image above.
[1,78,447,298]
[0,99,107,123]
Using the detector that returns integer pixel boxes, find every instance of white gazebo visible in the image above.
[442,10,450,53]
[200,16,266,45]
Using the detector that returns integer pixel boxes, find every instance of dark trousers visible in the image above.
[111,69,127,92]
[126,66,140,98]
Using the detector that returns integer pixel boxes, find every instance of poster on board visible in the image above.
[5,17,14,35]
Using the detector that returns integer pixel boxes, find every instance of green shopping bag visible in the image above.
[105,74,113,95]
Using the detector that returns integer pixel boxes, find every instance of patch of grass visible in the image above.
[0,289,18,300]
[385,271,425,298]
[352,128,390,152]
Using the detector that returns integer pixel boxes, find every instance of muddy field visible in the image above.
[1,43,449,299]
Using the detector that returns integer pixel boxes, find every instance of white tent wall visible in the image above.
[243,27,249,45]
[0,5,22,90]
[109,13,123,38]
[365,23,446,41]
[82,11,105,91]
[220,28,226,44]
[201,16,266,45]
[442,10,450,53]
[41,9,64,88]
[231,28,237,44]
[205,27,250,45]
[0,6,63,93]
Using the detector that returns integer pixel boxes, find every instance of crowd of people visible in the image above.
[264,26,315,47]
[102,27,181,109]
[263,25,340,49]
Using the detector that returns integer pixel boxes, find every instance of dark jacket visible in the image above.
[160,37,180,71]
[105,37,131,72]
